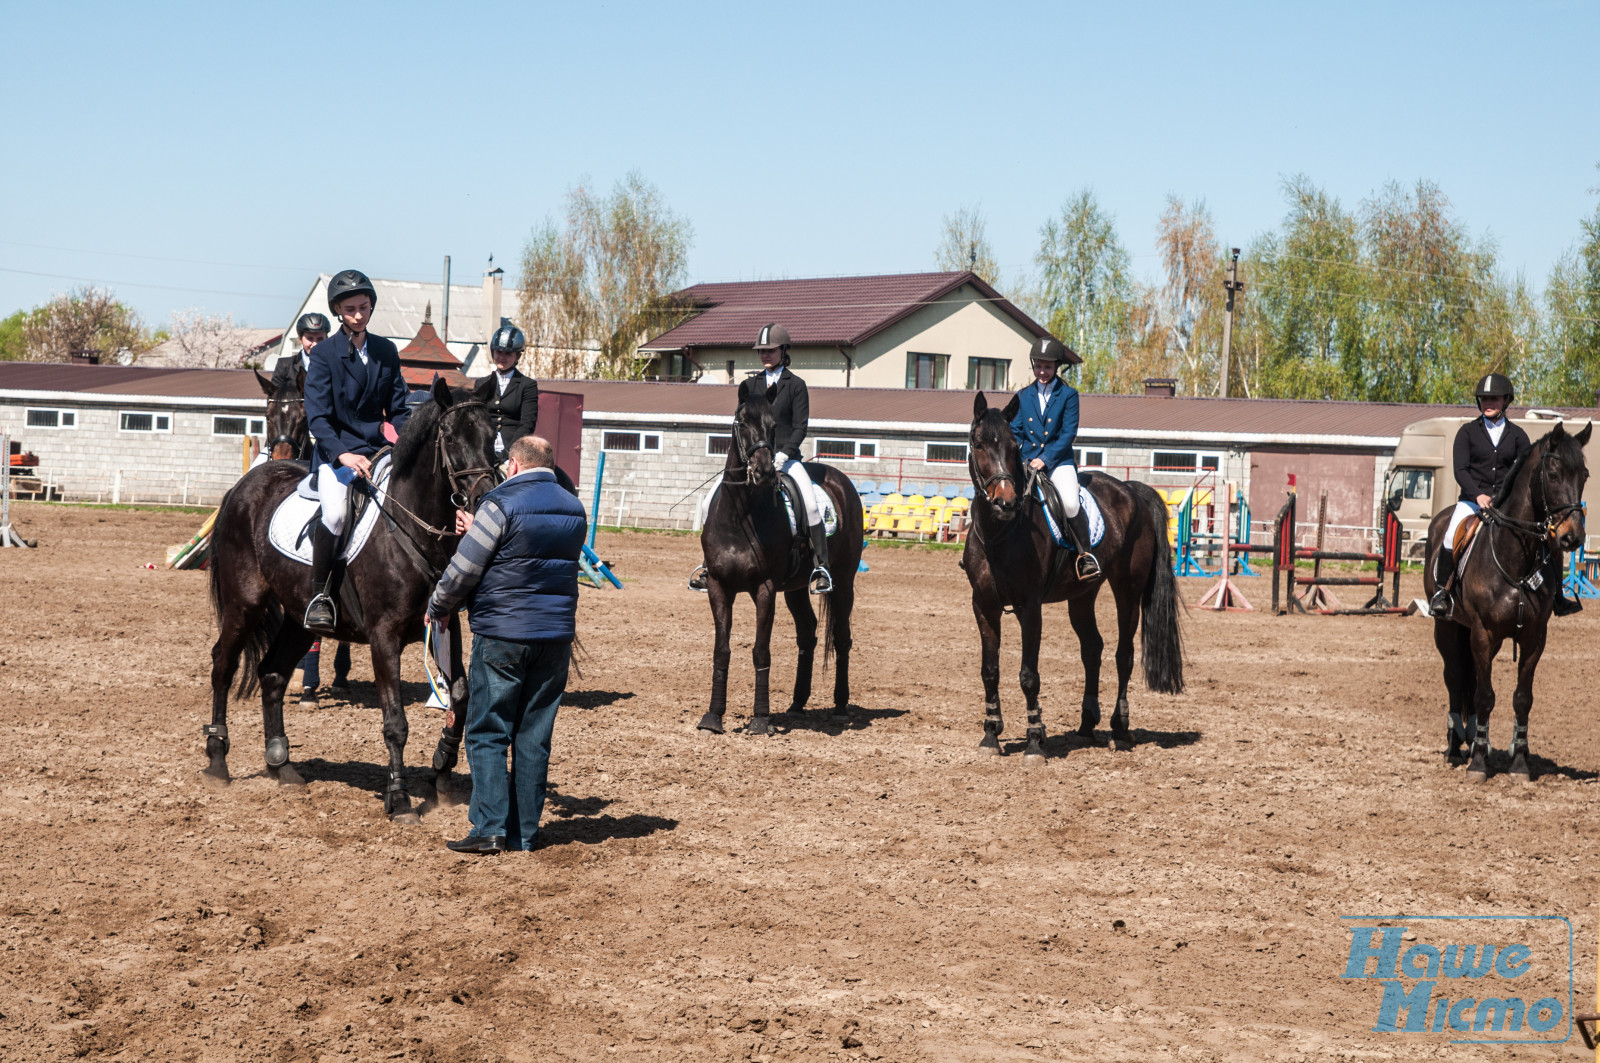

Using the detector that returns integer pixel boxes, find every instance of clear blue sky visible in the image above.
[2,1,1596,330]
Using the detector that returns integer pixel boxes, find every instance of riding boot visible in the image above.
[1063,511,1102,580]
[1549,549,1582,616]
[304,524,339,635]
[687,564,709,592]
[808,519,834,595]
[1428,547,1455,617]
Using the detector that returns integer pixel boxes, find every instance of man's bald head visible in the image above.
[509,435,554,470]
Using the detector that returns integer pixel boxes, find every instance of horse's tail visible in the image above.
[1130,480,1185,694]
[207,489,282,701]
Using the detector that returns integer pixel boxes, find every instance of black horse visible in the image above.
[695,394,864,735]
[1426,421,1590,782]
[204,378,498,822]
[962,392,1184,761]
[255,368,309,461]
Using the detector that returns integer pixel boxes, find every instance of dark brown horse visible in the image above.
[204,378,497,822]
[962,392,1184,762]
[695,394,864,736]
[255,369,309,460]
[1426,421,1590,782]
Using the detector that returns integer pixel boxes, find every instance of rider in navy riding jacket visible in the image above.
[304,330,411,469]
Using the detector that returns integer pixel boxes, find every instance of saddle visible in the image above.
[778,469,833,585]
[1451,515,1482,556]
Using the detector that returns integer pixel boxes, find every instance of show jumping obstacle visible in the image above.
[1276,489,1405,615]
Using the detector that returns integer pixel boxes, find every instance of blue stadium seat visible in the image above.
[942,484,959,498]
[961,485,976,499]
[922,482,939,496]
[856,479,876,494]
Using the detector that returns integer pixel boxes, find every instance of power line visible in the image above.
[0,266,291,300]
[0,239,321,273]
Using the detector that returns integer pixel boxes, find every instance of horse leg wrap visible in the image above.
[264,736,289,768]
[1471,732,1491,762]
[202,723,230,756]
[384,773,407,812]
[984,703,1003,735]
[1447,711,1465,748]
[753,667,770,714]
[432,730,462,773]
[1512,721,1528,754]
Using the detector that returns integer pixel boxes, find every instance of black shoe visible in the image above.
[304,524,339,635]
[1065,512,1102,580]
[1554,593,1583,617]
[1428,588,1454,618]
[687,565,709,592]
[446,834,506,855]
[808,522,833,595]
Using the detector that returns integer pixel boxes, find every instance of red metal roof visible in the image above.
[638,271,1052,351]
[0,362,266,399]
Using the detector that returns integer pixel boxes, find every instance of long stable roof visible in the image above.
[638,271,1052,351]
[3,364,1594,447]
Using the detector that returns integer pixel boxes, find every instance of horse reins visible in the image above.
[370,401,498,539]
[1478,439,1584,642]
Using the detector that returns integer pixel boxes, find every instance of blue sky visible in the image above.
[2,1,1596,330]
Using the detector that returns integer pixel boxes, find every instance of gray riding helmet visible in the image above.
[296,312,331,336]
[490,324,527,354]
[754,323,792,366]
[326,269,377,313]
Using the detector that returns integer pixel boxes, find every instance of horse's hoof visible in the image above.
[1446,750,1466,767]
[696,712,725,735]
[747,717,773,737]
[391,810,421,826]
[787,704,807,717]
[1076,726,1096,740]
[1465,767,1489,784]
[268,763,306,787]
[1023,752,1046,766]
[201,766,230,789]
[829,706,850,721]
[1112,737,1134,752]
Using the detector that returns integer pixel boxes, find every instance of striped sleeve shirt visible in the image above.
[427,498,508,619]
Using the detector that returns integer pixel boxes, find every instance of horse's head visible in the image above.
[394,377,500,514]
[256,368,308,461]
[731,393,778,491]
[969,391,1025,518]
[1539,420,1592,550]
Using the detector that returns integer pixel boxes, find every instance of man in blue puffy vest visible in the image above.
[425,435,588,854]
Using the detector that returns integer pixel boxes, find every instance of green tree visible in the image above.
[1031,189,1142,392]
[934,206,1001,283]
[21,287,156,363]
[518,171,693,380]
[0,310,27,361]
[1538,176,1600,405]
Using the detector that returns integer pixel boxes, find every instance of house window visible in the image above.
[213,415,267,436]
[706,434,732,456]
[905,352,949,389]
[858,442,876,459]
[25,408,77,429]
[602,430,661,453]
[1152,450,1220,472]
[1074,448,1104,468]
[655,352,696,383]
[120,412,172,433]
[925,442,968,464]
[816,438,878,461]
[966,357,1009,390]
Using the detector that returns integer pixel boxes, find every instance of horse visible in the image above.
[255,368,309,461]
[1425,420,1590,782]
[962,391,1184,762]
[695,393,864,736]
[204,378,498,822]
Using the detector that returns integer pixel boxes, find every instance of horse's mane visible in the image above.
[1493,427,1585,508]
[390,390,474,477]
[1492,436,1539,508]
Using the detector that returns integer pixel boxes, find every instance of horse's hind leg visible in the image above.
[827,580,854,721]
[369,625,418,823]
[1016,599,1047,763]
[784,588,817,716]
[1109,581,1140,751]
[260,623,314,786]
[1508,629,1547,781]
[205,616,252,787]
[1067,594,1103,741]
[1436,619,1474,765]
[972,589,1004,755]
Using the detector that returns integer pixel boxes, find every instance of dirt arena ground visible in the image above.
[3,502,1599,1062]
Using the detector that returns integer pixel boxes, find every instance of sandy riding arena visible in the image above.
[3,502,1598,1062]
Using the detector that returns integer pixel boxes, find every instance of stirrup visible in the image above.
[1075,552,1102,580]
[808,567,834,595]
[687,565,709,593]
[304,593,338,634]
[1428,589,1453,619]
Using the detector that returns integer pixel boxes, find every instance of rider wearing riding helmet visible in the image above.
[272,312,331,394]
[302,269,412,635]
[473,323,539,460]
[688,323,832,595]
[1428,373,1579,618]
[1009,336,1100,579]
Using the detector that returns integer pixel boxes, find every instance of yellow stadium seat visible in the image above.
[907,494,927,508]
[884,493,906,506]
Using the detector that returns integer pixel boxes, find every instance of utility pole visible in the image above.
[1220,247,1244,398]
[441,256,452,344]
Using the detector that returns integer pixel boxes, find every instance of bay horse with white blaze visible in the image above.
[963,391,1184,761]
[255,369,309,461]
[1426,420,1590,782]
[204,378,497,822]
[696,393,864,735]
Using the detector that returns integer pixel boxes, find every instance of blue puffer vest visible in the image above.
[466,470,588,642]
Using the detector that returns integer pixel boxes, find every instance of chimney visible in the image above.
[483,265,504,344]
[1143,377,1176,398]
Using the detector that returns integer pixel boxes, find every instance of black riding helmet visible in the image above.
[1028,335,1083,366]
[327,269,377,313]
[754,323,791,366]
[489,324,526,354]
[295,312,331,337]
[1474,372,1514,412]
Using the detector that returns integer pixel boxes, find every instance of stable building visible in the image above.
[636,271,1050,389]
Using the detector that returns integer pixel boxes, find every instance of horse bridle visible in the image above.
[968,448,1020,514]
[434,400,498,511]
[722,417,771,486]
[267,395,309,459]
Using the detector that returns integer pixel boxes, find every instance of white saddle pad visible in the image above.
[269,457,391,566]
[781,483,839,537]
[1036,479,1105,549]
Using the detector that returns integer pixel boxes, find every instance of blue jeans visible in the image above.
[465,634,570,850]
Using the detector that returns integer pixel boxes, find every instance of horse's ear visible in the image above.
[1577,421,1593,447]
[765,384,778,405]
[431,374,453,409]
[1551,421,1567,443]
[973,391,988,419]
[255,369,275,397]
[1002,393,1021,422]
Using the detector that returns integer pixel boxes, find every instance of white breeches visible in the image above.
[317,463,358,535]
[697,454,823,528]
[1443,500,1480,549]
[1048,464,1081,519]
